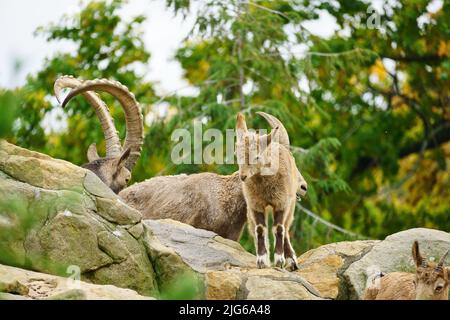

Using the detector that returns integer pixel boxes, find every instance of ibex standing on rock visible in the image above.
[236,112,307,270]
[55,76,144,193]
[364,241,450,300]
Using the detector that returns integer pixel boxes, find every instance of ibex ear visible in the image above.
[412,240,425,268]
[87,143,100,162]
[447,267,450,279]
[116,148,131,169]
[236,112,248,142]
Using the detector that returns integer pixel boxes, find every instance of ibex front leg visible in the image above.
[284,235,298,271]
[251,210,270,268]
[273,209,286,268]
[283,199,298,271]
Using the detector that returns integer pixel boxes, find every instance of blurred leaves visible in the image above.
[158,272,204,300]
[163,0,450,250]
[0,91,20,138]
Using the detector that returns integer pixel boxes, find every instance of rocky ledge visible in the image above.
[1,140,449,300]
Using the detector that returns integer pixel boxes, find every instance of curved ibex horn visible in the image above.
[62,79,144,171]
[436,249,450,271]
[256,112,290,148]
[55,76,122,158]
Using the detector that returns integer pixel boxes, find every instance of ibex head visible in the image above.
[82,144,131,194]
[235,112,279,181]
[55,76,144,193]
[412,240,449,300]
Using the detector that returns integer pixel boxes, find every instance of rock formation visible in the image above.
[1,140,448,300]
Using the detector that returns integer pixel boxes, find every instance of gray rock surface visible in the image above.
[144,219,255,272]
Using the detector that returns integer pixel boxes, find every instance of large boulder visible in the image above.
[0,140,157,296]
[296,240,379,299]
[144,219,324,300]
[343,228,450,299]
[294,229,450,300]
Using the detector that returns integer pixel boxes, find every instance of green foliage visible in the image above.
[162,0,368,252]
[0,91,20,138]
[298,0,450,240]
[158,272,204,300]
[0,195,32,266]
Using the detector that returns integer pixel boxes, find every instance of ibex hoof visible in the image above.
[256,254,270,269]
[285,257,299,271]
[274,253,285,268]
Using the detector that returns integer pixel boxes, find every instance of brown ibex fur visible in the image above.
[236,112,307,270]
[119,172,247,241]
[81,147,131,194]
[60,76,246,240]
[364,241,450,300]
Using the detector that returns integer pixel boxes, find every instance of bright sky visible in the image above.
[0,0,196,95]
[0,0,339,96]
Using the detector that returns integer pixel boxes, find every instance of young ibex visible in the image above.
[235,112,307,270]
[55,76,144,193]
[364,241,450,300]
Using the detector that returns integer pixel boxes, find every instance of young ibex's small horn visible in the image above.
[256,112,290,148]
[436,249,450,271]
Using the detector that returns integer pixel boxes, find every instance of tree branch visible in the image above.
[381,54,444,64]
[236,0,247,110]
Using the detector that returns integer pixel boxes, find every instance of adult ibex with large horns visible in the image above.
[54,76,144,194]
